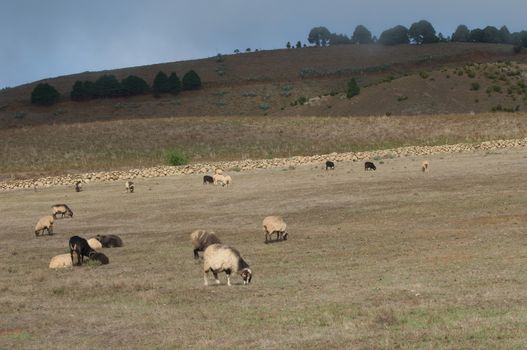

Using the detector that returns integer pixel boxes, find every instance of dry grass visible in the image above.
[2,112,527,179]
[1,149,527,349]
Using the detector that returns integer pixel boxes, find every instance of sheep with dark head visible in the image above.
[190,230,221,259]
[364,161,376,171]
[203,175,214,185]
[51,204,73,219]
[203,244,252,286]
[125,181,134,193]
[35,215,54,236]
[69,236,109,266]
[422,160,429,172]
[325,161,335,170]
[94,234,123,248]
[74,181,82,192]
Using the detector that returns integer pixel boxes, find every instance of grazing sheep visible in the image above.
[213,174,231,186]
[190,230,221,259]
[51,204,73,219]
[69,236,109,266]
[87,238,103,250]
[203,244,252,286]
[422,160,429,172]
[74,181,82,192]
[325,161,335,170]
[125,181,134,193]
[49,253,73,269]
[364,161,377,171]
[203,175,214,185]
[262,216,288,243]
[95,234,123,248]
[35,215,54,236]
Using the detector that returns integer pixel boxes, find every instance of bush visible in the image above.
[167,72,182,93]
[70,80,91,101]
[31,83,60,105]
[163,149,190,166]
[121,75,150,96]
[346,78,360,98]
[93,75,123,98]
[182,70,202,90]
[419,71,429,79]
[153,72,169,94]
[470,82,480,91]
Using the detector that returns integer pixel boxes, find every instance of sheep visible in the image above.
[214,169,223,175]
[35,215,54,236]
[51,204,73,219]
[422,160,429,172]
[203,175,214,184]
[49,253,73,269]
[94,234,123,248]
[190,230,221,259]
[325,161,335,170]
[262,216,288,243]
[125,181,134,193]
[74,181,82,192]
[213,174,231,186]
[364,161,377,171]
[203,244,252,286]
[87,238,103,250]
[69,236,109,266]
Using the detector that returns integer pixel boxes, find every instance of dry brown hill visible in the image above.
[1,43,526,128]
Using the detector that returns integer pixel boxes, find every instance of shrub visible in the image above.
[167,72,182,93]
[163,149,190,166]
[70,80,91,101]
[94,75,123,98]
[121,75,150,96]
[153,71,169,94]
[397,95,408,102]
[419,71,429,79]
[346,78,360,98]
[182,70,202,90]
[470,82,480,91]
[31,83,60,105]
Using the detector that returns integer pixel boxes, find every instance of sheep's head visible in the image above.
[282,231,289,240]
[241,268,252,285]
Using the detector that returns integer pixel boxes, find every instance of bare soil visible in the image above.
[1,148,527,349]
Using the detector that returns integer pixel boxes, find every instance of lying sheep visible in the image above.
[49,253,73,269]
[125,181,134,193]
[203,244,252,286]
[74,181,82,192]
[203,175,214,185]
[87,238,103,250]
[364,161,377,171]
[262,216,288,243]
[422,160,429,172]
[325,161,335,170]
[51,204,73,219]
[69,236,109,266]
[190,230,221,259]
[35,215,54,236]
[95,234,123,248]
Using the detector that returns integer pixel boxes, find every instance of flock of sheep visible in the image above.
[38,159,429,286]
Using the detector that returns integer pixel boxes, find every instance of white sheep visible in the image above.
[49,253,73,269]
[214,169,224,175]
[213,174,232,187]
[203,244,252,286]
[422,160,429,172]
[262,216,288,243]
[35,215,54,236]
[125,181,134,193]
[190,230,221,259]
[51,204,73,219]
[87,238,103,250]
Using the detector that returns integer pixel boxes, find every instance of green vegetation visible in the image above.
[408,20,438,44]
[31,83,60,105]
[470,82,481,91]
[163,149,191,166]
[121,75,150,96]
[351,25,373,44]
[182,70,202,90]
[378,25,409,45]
[346,78,360,98]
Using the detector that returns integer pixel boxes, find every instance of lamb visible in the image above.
[125,181,134,193]
[74,181,82,192]
[190,230,221,259]
[94,234,123,248]
[87,238,103,250]
[213,174,232,186]
[49,253,73,269]
[69,236,109,266]
[364,161,377,171]
[325,161,335,170]
[203,244,252,286]
[51,204,73,219]
[262,216,288,243]
[203,175,214,184]
[35,215,54,236]
[422,160,429,172]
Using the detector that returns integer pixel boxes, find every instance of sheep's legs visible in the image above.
[203,271,209,286]
[226,273,231,286]
[212,271,220,284]
[193,249,200,259]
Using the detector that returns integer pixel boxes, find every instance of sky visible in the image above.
[1,0,526,89]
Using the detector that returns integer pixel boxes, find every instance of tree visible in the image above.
[346,78,360,98]
[182,70,202,90]
[329,33,351,45]
[308,26,331,46]
[437,32,448,42]
[499,26,511,44]
[246,48,251,52]
[296,41,302,48]
[408,20,437,44]
[234,49,240,54]
[469,28,485,42]
[94,75,123,98]
[121,75,149,96]
[70,80,90,101]
[351,25,373,44]
[379,25,409,45]
[31,83,60,105]
[153,71,169,94]
[286,41,291,49]
[452,25,470,42]
[482,26,501,43]
[167,72,181,93]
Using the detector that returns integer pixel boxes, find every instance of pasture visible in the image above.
[1,148,527,349]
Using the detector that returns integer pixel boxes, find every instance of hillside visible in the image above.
[1,43,526,127]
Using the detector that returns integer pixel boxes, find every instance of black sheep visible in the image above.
[203,175,214,184]
[69,236,109,266]
[95,234,123,248]
[364,161,376,171]
[325,161,335,170]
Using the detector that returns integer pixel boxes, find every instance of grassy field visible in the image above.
[1,148,527,349]
[1,112,527,180]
